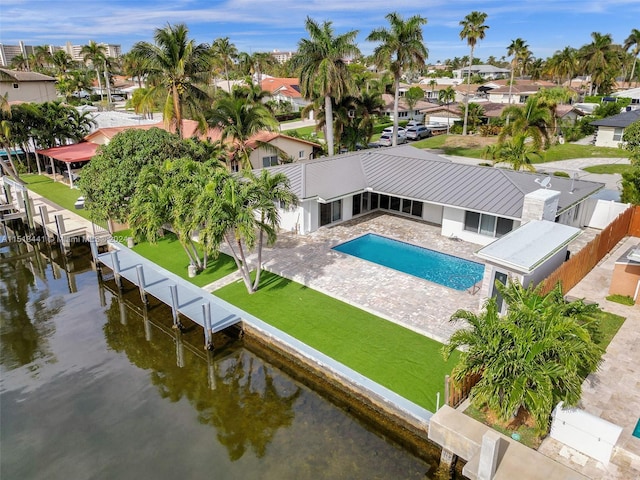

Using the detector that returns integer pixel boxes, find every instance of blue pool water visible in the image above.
[333,233,484,291]
[633,418,640,439]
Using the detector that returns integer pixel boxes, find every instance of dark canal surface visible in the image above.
[0,233,450,479]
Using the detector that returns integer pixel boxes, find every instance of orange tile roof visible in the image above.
[260,77,302,98]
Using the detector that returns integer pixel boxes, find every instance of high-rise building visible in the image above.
[270,50,296,64]
[0,41,121,67]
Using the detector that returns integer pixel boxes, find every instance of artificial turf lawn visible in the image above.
[22,174,95,221]
[118,229,238,287]
[214,271,459,412]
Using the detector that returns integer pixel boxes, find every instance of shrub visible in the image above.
[479,125,501,137]
[553,171,570,178]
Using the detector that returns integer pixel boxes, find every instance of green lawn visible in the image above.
[413,135,629,162]
[583,164,633,175]
[595,310,626,348]
[214,271,458,412]
[117,229,238,287]
[22,174,93,221]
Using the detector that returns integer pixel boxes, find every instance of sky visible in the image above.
[1,0,639,62]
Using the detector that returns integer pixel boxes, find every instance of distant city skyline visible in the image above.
[1,0,639,63]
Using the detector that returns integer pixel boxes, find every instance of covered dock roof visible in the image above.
[37,142,99,163]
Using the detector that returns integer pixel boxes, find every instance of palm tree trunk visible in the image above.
[508,60,515,105]
[252,226,264,291]
[95,67,103,101]
[393,75,400,146]
[224,232,254,293]
[172,84,182,139]
[462,47,474,136]
[325,95,335,156]
[629,57,638,86]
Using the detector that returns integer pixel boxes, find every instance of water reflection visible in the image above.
[0,237,61,370]
[2,232,444,479]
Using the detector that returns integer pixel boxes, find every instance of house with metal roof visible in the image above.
[590,108,640,147]
[268,146,603,245]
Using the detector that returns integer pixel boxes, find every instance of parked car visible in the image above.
[377,132,408,147]
[382,126,407,139]
[406,125,432,140]
[111,95,126,102]
[406,120,424,128]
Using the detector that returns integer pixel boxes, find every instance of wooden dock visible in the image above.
[93,239,242,350]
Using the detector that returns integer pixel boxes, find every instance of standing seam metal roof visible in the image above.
[261,147,603,218]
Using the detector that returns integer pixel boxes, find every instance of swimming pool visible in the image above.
[332,233,484,291]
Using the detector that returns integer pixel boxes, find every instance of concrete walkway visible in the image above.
[537,236,640,480]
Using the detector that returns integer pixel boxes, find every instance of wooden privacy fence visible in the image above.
[540,206,638,296]
[445,373,482,409]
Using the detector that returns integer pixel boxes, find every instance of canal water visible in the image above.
[0,234,450,479]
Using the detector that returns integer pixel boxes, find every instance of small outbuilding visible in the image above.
[475,220,582,311]
[608,245,640,304]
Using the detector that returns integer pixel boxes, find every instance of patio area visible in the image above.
[251,212,485,342]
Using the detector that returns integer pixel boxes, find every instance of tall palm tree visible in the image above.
[506,38,528,105]
[131,23,212,138]
[499,96,553,150]
[80,41,107,101]
[438,86,455,133]
[211,37,238,92]
[549,47,577,87]
[292,17,359,156]
[624,28,640,86]
[9,54,30,71]
[459,11,489,135]
[120,51,146,88]
[206,91,279,170]
[367,12,427,146]
[51,50,73,76]
[245,169,298,291]
[578,32,622,95]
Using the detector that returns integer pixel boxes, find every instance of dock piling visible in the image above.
[169,284,184,330]
[135,265,148,304]
[110,250,122,290]
[202,303,213,350]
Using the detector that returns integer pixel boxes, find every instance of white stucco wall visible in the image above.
[594,126,624,148]
[278,204,305,234]
[422,203,443,225]
[584,199,631,229]
[524,247,569,286]
[1,81,57,103]
[249,136,316,168]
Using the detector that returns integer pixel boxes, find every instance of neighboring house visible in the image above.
[247,131,321,168]
[613,86,640,105]
[265,146,603,241]
[0,68,57,103]
[484,79,556,104]
[420,103,462,126]
[452,64,510,80]
[380,93,433,122]
[590,109,640,147]
[260,77,309,112]
[84,119,321,170]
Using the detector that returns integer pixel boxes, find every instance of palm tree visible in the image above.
[578,32,622,95]
[211,37,238,92]
[459,11,489,135]
[0,98,21,182]
[9,54,30,71]
[80,41,107,101]
[51,50,73,76]
[131,23,212,138]
[438,86,455,133]
[367,12,427,146]
[506,38,528,105]
[484,133,539,171]
[206,91,280,170]
[499,96,553,150]
[624,28,640,86]
[443,281,603,435]
[292,17,359,156]
[120,51,146,88]
[548,47,577,87]
[245,169,298,291]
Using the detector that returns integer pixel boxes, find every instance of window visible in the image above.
[298,150,305,159]
[262,155,278,167]
[613,128,623,142]
[572,205,580,221]
[465,211,513,237]
[402,199,412,215]
[379,194,389,210]
[411,201,423,218]
[13,83,19,89]
[492,271,508,312]
[370,193,379,210]
[352,193,361,216]
[320,200,342,226]
[390,196,401,211]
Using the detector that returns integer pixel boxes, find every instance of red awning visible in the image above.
[37,142,98,163]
